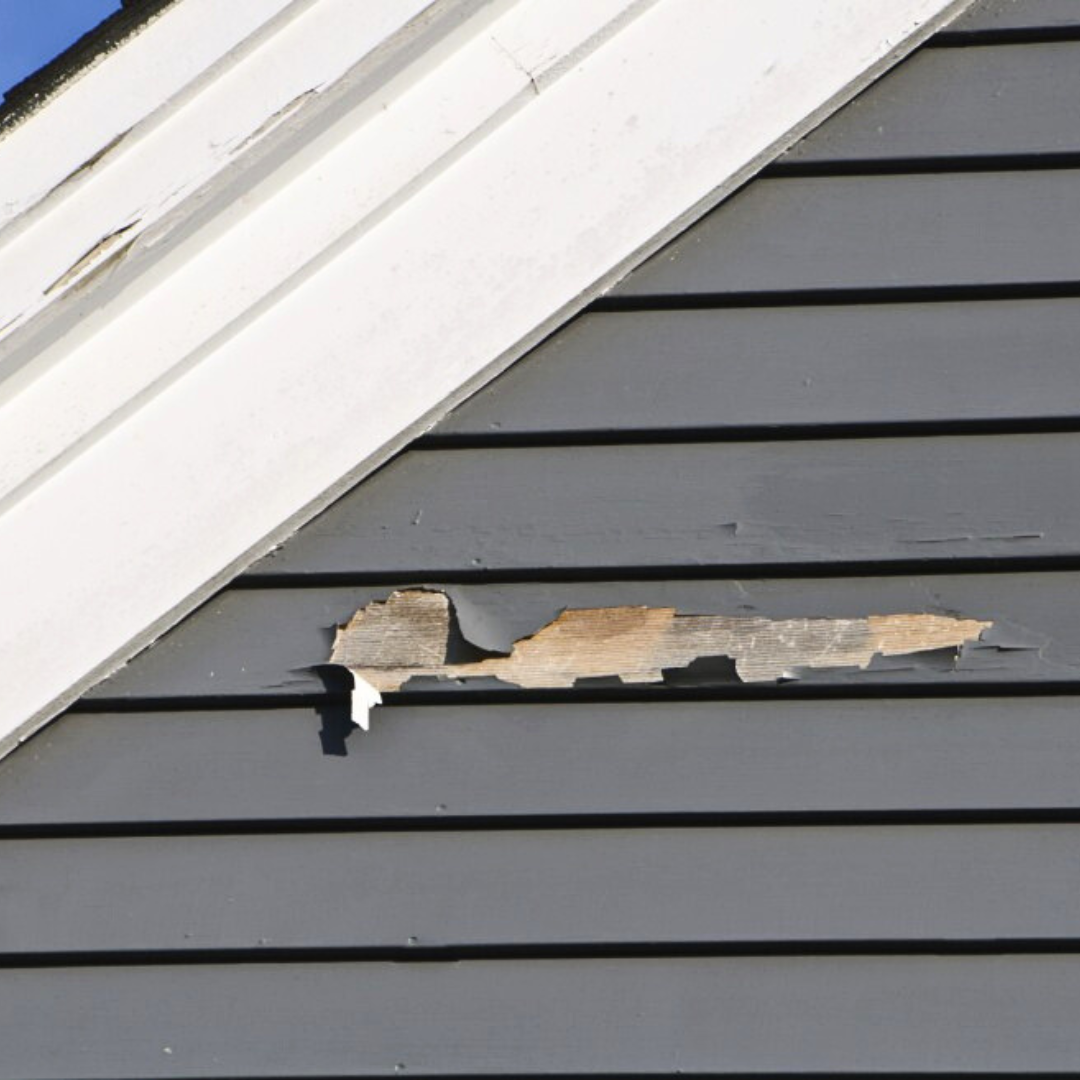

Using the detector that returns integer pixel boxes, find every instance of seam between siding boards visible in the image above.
[65,681,1080,719]
[588,281,1080,310]
[764,152,1080,177]
[8,808,1080,840]
[6,939,1080,969]
[416,417,1080,449]
[931,26,1080,45]
[231,554,1080,586]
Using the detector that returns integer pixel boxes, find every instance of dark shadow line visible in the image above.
[232,552,1080,588]
[930,26,1080,46]
[67,680,1080,716]
[17,1074,1077,1080]
[417,416,1080,450]
[763,152,1080,178]
[588,281,1080,312]
[8,806,1080,840]
[6,938,1080,969]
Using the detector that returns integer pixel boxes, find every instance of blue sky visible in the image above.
[0,0,122,100]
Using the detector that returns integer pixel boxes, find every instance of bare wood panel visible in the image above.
[245,435,1080,575]
[612,171,1080,296]
[5,698,1080,824]
[4,825,1080,954]
[5,957,1080,1076]
[88,572,1080,699]
[784,42,1080,162]
[952,0,1080,32]
[436,301,1080,436]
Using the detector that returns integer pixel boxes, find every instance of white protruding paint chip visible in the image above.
[349,672,383,731]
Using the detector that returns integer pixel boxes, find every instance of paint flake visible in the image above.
[330,590,991,728]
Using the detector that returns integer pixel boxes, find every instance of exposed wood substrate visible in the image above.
[331,590,989,725]
[88,572,1071,701]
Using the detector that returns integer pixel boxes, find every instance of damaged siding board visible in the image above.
[249,434,1080,576]
[782,42,1080,162]
[611,170,1080,297]
[8,957,1080,1076]
[87,571,1080,701]
[435,301,1080,436]
[5,825,1080,955]
[9,698,1080,825]
[331,590,988,703]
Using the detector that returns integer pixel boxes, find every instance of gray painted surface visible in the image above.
[4,825,1080,953]
[952,0,1080,31]
[436,302,1080,435]
[6,698,1080,824]
[6,957,1080,1077]
[613,171,1080,296]
[90,572,1080,699]
[785,42,1080,161]
[248,435,1080,574]
[2,15,1078,1077]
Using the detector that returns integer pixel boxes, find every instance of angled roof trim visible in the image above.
[0,0,973,755]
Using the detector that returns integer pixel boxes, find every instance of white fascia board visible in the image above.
[0,0,447,342]
[0,0,298,231]
[0,0,973,754]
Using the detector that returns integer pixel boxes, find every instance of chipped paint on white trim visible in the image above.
[0,0,298,228]
[0,0,445,344]
[0,0,974,755]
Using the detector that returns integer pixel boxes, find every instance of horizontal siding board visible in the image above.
[245,434,1080,574]
[612,171,1080,296]
[952,0,1080,31]
[4,825,1080,953]
[6,956,1080,1076]
[435,301,1080,435]
[89,572,1080,699]
[7,697,1080,824]
[784,42,1080,162]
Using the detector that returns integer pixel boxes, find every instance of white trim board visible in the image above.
[0,0,297,231]
[0,0,973,755]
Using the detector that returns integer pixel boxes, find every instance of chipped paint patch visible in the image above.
[331,590,991,728]
[43,221,138,296]
[229,90,318,157]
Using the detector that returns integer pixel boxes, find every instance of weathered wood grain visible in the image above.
[7,698,1080,825]
[89,572,1080,700]
[244,435,1080,576]
[435,302,1080,436]
[784,42,1080,161]
[3,825,1080,953]
[332,590,988,699]
[5,957,1080,1076]
[612,171,1080,296]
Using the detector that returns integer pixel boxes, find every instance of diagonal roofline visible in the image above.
[0,0,974,755]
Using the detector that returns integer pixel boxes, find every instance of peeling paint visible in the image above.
[230,90,318,157]
[43,221,138,296]
[41,129,130,203]
[330,589,991,728]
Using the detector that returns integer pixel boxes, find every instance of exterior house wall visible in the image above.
[3,2,1080,1073]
